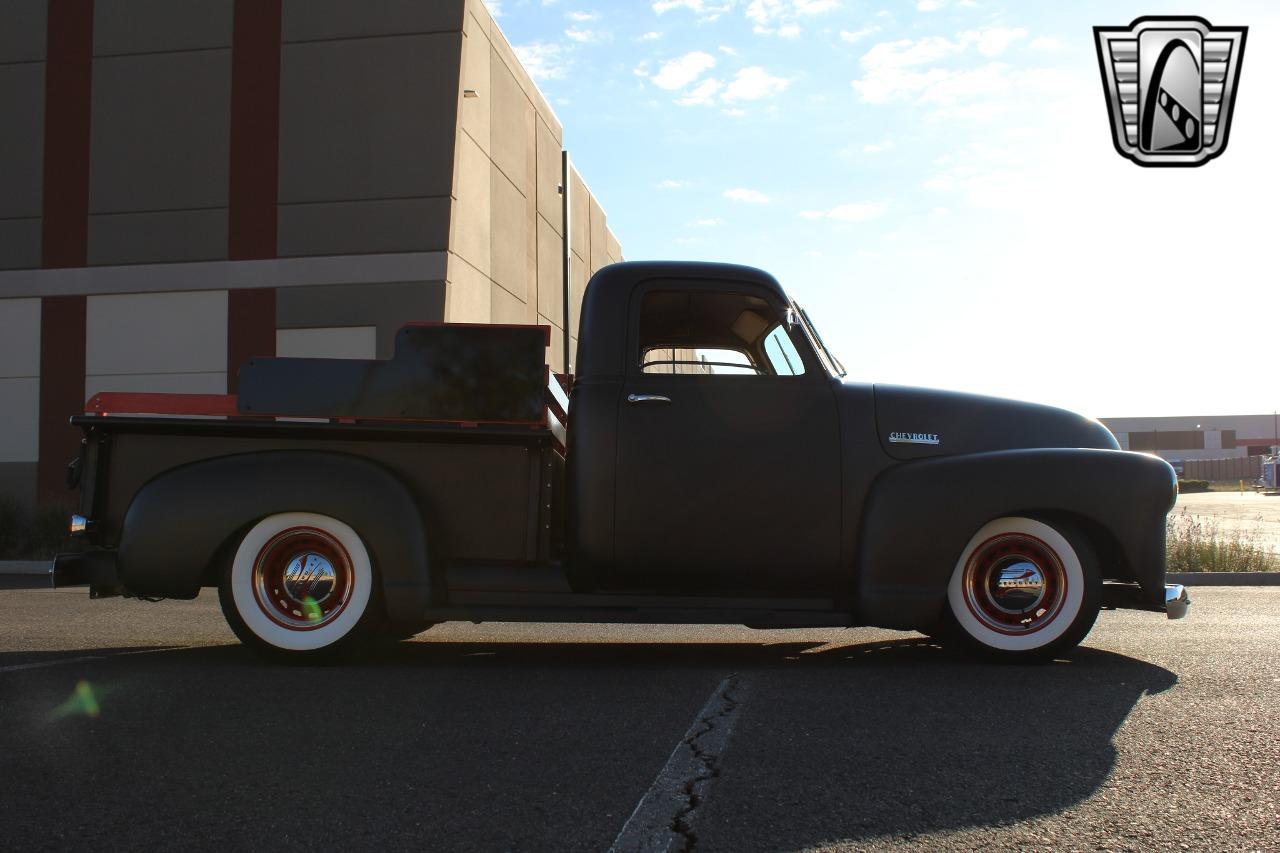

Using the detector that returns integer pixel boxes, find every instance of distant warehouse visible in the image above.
[1101,414,1280,469]
[0,0,621,510]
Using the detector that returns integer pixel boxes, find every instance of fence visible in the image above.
[1182,455,1263,482]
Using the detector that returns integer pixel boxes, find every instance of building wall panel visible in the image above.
[451,132,491,277]
[489,51,527,190]
[0,0,47,64]
[86,290,228,377]
[489,164,527,304]
[89,50,231,217]
[444,256,491,325]
[276,280,445,360]
[536,215,562,324]
[0,298,42,378]
[277,198,450,258]
[0,63,45,219]
[278,33,459,205]
[277,326,377,360]
[88,209,229,265]
[535,118,562,236]
[93,0,233,56]
[0,378,40,463]
[85,371,227,398]
[0,220,42,271]
[459,6,491,155]
[281,0,463,43]
[0,463,38,508]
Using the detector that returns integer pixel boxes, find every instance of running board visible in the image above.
[421,603,854,629]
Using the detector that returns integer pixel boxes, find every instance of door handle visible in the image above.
[627,394,672,405]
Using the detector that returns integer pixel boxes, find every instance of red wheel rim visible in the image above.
[961,533,1067,636]
[251,526,355,631]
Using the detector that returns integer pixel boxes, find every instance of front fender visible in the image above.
[117,451,431,621]
[853,448,1176,629]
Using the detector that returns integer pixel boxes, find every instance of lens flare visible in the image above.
[51,680,100,720]
[302,595,323,622]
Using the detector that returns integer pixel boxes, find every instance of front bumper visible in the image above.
[1164,583,1190,619]
[1102,581,1191,619]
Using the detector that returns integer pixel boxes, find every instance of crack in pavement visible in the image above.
[609,675,745,853]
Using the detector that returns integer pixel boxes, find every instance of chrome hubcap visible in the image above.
[962,533,1067,636]
[282,553,337,605]
[251,527,354,631]
[988,559,1046,613]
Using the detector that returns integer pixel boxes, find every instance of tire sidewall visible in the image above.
[946,516,1096,658]
[225,511,375,654]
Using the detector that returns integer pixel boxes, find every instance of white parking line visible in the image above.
[609,675,745,853]
[0,645,212,674]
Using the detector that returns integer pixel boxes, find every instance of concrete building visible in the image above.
[1101,414,1280,465]
[0,0,622,511]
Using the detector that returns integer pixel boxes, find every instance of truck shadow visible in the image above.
[2,637,1176,851]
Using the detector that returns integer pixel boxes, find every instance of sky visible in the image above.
[486,0,1277,418]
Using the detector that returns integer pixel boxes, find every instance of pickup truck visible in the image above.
[54,261,1188,661]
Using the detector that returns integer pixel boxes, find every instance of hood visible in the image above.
[870,384,1120,461]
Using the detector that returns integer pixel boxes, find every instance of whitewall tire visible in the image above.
[944,516,1100,660]
[221,512,376,656]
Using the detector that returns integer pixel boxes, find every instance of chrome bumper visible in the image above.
[1165,584,1190,620]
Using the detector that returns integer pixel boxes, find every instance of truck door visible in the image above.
[611,282,842,595]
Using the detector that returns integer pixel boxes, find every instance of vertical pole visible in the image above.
[561,149,572,374]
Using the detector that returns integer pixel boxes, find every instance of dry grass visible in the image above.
[1166,508,1280,572]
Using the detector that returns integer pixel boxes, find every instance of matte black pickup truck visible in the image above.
[55,261,1187,661]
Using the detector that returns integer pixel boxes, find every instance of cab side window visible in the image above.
[638,290,805,376]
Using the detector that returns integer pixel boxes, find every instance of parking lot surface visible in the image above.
[1,587,1276,852]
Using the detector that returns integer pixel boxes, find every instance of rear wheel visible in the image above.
[219,511,381,661]
[940,516,1100,662]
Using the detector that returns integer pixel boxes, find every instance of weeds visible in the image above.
[1166,508,1280,572]
[0,498,79,560]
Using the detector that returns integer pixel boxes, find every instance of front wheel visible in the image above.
[219,511,381,661]
[939,516,1101,662]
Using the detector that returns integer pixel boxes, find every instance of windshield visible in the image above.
[795,304,846,377]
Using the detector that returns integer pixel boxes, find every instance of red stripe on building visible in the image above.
[37,296,87,505]
[38,1,94,506]
[228,0,281,260]
[227,288,276,392]
[41,0,93,268]
[227,0,282,389]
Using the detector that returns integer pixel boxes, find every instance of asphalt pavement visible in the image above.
[1,587,1276,852]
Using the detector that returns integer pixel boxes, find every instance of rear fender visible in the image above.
[853,448,1176,629]
[117,451,431,621]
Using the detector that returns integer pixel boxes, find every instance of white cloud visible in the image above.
[719,44,739,55]
[917,0,944,10]
[851,29,1042,107]
[963,26,1027,57]
[652,51,717,90]
[722,107,747,116]
[799,202,886,221]
[677,77,724,105]
[747,0,837,34]
[724,187,770,204]
[840,24,881,43]
[514,42,569,80]
[862,138,894,153]
[1028,36,1065,52]
[640,31,663,40]
[652,0,732,20]
[657,179,687,189]
[566,10,598,21]
[690,217,722,226]
[565,28,604,43]
[722,66,790,101]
